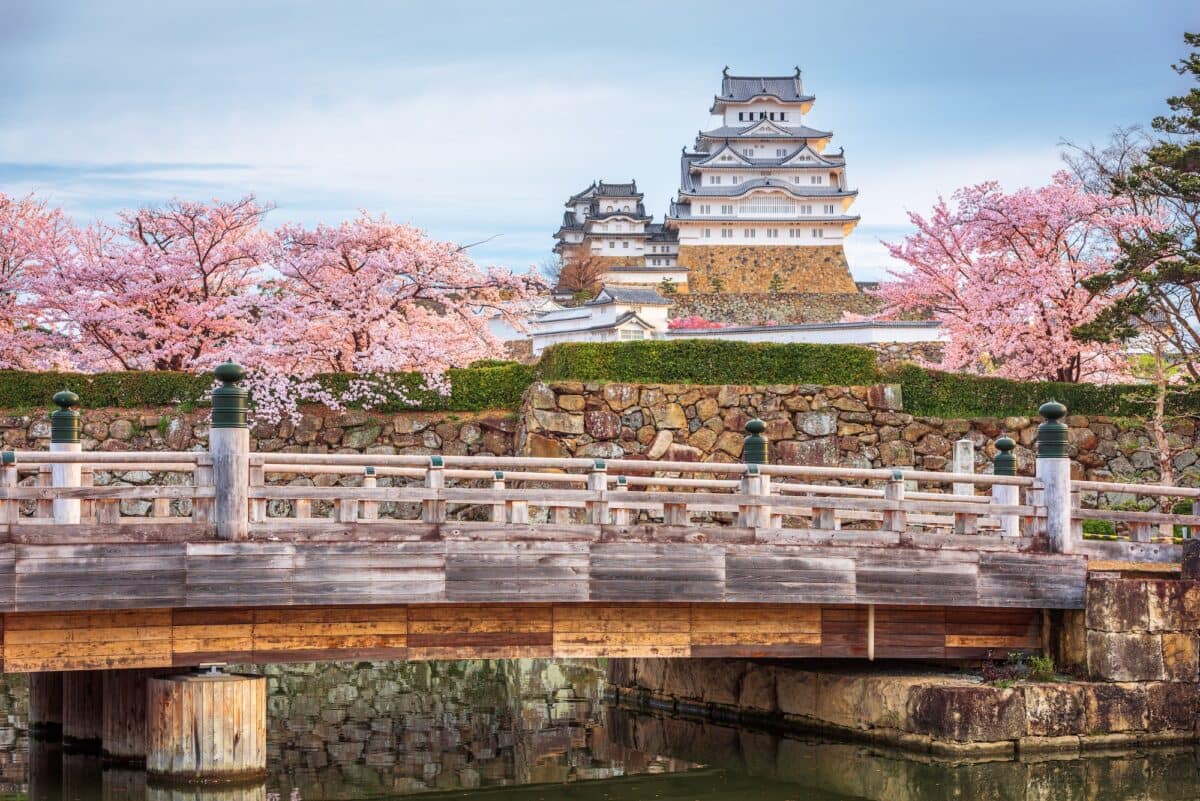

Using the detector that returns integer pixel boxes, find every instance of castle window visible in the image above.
[609,241,615,248]
[769,112,775,120]
[720,204,733,215]
[623,205,630,211]
[738,112,744,121]
[776,148,786,157]
[824,204,836,214]
[744,228,756,238]
[731,176,740,184]
[811,176,822,184]
[766,228,778,238]
[800,205,813,214]
[794,176,802,184]
[759,112,766,120]
[721,228,733,239]
[703,229,711,238]
[709,175,721,185]
[743,148,753,157]
[789,228,801,238]
[811,229,824,239]
[780,112,787,121]
[622,241,629,248]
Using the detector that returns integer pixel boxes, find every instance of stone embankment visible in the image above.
[520,381,1199,486]
[608,574,1200,756]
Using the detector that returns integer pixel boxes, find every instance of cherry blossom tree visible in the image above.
[0,192,75,367]
[877,172,1157,382]
[667,315,727,330]
[37,196,269,371]
[240,213,543,420]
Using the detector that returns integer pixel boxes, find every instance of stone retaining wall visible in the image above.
[519,381,1200,486]
[608,574,1200,755]
[668,292,881,324]
[677,245,857,294]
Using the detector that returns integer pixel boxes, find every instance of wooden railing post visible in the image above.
[423,456,446,523]
[1035,401,1072,553]
[362,466,378,521]
[737,465,771,529]
[952,438,976,535]
[990,436,1020,537]
[586,460,608,524]
[490,471,506,522]
[882,470,906,533]
[612,476,631,525]
[50,390,82,524]
[0,452,16,535]
[210,363,250,541]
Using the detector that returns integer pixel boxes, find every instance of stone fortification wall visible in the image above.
[608,575,1200,756]
[519,381,1200,486]
[677,245,857,293]
[669,291,881,324]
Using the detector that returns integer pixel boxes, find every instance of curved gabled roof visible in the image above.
[692,141,845,169]
[709,68,815,113]
[566,180,643,204]
[698,122,832,141]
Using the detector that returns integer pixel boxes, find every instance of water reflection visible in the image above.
[4,662,1200,800]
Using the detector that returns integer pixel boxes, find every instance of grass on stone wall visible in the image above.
[3,341,1197,420]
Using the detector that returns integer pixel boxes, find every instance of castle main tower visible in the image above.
[666,68,860,293]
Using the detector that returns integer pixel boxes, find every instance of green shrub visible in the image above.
[1082,519,1117,539]
[0,364,535,414]
[538,341,880,386]
[887,364,1192,418]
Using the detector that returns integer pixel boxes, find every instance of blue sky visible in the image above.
[1,1,1195,280]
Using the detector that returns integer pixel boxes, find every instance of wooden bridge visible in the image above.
[0,373,1193,672]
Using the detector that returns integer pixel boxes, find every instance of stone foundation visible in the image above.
[608,574,1200,755]
[677,245,857,293]
[670,292,882,324]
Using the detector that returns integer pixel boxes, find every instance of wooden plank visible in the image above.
[726,547,855,604]
[408,604,551,659]
[977,552,1086,609]
[589,543,724,602]
[445,541,588,602]
[820,605,868,658]
[553,603,690,658]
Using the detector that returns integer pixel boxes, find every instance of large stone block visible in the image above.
[1086,578,1149,633]
[1146,681,1199,732]
[677,245,858,294]
[1021,684,1085,737]
[907,685,1025,743]
[775,669,818,719]
[1082,683,1147,733]
[1087,631,1164,682]
[1161,632,1200,682]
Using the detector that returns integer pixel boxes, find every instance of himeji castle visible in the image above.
[551,68,861,295]
[666,68,860,293]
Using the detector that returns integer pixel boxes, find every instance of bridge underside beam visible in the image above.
[2,603,1042,672]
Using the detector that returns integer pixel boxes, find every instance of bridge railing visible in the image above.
[0,369,1191,562]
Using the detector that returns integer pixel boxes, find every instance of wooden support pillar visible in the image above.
[952,438,976,534]
[103,668,169,762]
[422,457,446,523]
[147,673,266,783]
[29,671,63,739]
[991,437,1020,537]
[211,363,250,541]
[62,670,103,752]
[491,471,506,522]
[882,472,906,533]
[612,476,631,525]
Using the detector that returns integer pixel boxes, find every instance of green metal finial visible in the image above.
[211,362,248,429]
[993,436,1017,476]
[1036,401,1069,459]
[50,390,80,444]
[743,418,768,465]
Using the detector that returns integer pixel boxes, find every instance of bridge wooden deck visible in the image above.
[0,449,1189,670]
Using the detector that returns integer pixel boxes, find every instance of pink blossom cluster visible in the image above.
[667,315,727,330]
[0,193,543,421]
[875,172,1160,383]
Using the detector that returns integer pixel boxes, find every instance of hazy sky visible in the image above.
[1,1,1195,280]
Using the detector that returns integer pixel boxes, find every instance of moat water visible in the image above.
[0,660,1198,800]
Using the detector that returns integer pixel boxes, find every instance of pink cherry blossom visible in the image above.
[876,172,1157,382]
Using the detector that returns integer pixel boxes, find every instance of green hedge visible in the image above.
[0,364,535,414]
[538,340,880,386]
[4,342,1198,420]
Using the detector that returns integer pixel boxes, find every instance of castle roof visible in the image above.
[710,68,814,112]
[677,167,858,199]
[586,286,672,306]
[567,180,642,204]
[698,122,832,141]
[692,142,845,168]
